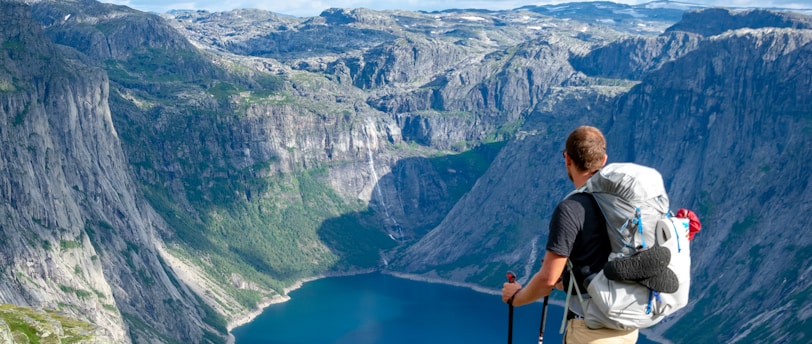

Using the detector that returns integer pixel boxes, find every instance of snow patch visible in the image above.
[460,16,487,22]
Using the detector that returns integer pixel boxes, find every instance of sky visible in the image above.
[102,0,812,17]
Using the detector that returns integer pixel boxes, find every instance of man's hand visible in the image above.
[502,281,523,304]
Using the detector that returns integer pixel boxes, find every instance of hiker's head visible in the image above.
[564,126,607,179]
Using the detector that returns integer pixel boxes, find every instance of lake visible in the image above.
[231,273,658,343]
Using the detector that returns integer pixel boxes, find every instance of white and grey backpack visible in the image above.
[561,163,692,331]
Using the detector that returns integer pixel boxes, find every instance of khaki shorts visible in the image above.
[564,319,639,344]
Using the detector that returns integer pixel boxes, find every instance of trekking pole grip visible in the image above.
[506,271,516,344]
[506,271,523,305]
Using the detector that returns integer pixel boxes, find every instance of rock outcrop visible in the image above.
[1,1,226,343]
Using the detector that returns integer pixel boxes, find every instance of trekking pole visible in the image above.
[538,295,549,343]
[538,258,549,344]
[506,271,516,344]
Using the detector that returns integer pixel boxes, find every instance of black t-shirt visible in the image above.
[546,192,610,294]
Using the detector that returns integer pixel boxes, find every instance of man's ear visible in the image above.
[602,154,608,166]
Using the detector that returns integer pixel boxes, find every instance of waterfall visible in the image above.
[364,119,403,240]
[521,237,540,284]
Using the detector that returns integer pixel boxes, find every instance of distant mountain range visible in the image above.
[1,0,810,343]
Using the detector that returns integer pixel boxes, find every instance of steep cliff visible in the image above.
[571,8,812,82]
[569,31,704,80]
[0,1,226,343]
[26,0,387,335]
[666,8,812,36]
[606,26,812,343]
[395,9,812,344]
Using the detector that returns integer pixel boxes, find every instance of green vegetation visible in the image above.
[254,74,285,93]
[485,118,524,143]
[192,292,228,336]
[319,210,397,268]
[0,79,14,92]
[207,81,239,104]
[125,48,201,83]
[91,289,105,299]
[59,285,93,299]
[664,284,723,342]
[59,239,83,251]
[585,76,639,87]
[31,217,48,228]
[668,282,812,343]
[202,330,227,344]
[123,312,184,344]
[728,214,760,243]
[92,19,503,338]
[141,166,384,303]
[697,191,716,217]
[83,223,103,256]
[103,44,284,111]
[429,141,506,201]
[0,304,96,344]
[665,213,807,343]
[97,221,114,231]
[2,39,25,52]
[120,69,507,305]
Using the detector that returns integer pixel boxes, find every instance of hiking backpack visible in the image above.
[561,163,692,331]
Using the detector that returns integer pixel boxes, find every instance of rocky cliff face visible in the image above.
[666,7,812,36]
[569,31,704,80]
[606,26,812,343]
[1,1,225,343]
[3,1,811,343]
[396,10,812,344]
[163,5,645,152]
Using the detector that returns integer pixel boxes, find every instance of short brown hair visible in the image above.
[565,126,606,173]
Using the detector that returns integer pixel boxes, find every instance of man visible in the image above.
[501,126,638,343]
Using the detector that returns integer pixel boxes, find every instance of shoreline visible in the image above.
[223,269,664,343]
[380,271,666,343]
[381,271,500,296]
[381,270,567,308]
[225,269,557,333]
[225,269,375,343]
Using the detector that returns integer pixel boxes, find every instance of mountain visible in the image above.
[608,24,812,343]
[1,0,810,343]
[0,1,226,342]
[394,8,812,344]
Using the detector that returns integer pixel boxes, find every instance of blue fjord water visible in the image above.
[231,273,657,344]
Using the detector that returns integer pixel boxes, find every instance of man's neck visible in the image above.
[572,171,597,189]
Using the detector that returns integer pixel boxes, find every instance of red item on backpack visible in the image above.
[676,208,702,241]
